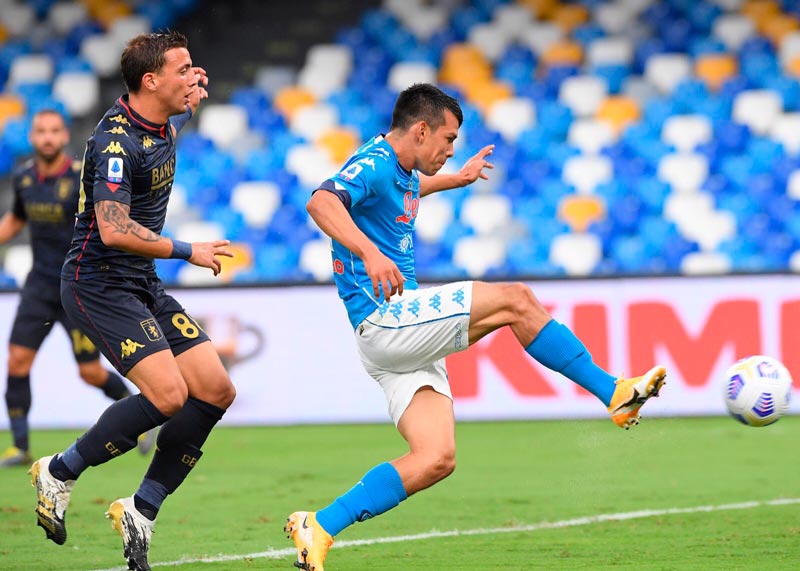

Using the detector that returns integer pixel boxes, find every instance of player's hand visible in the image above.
[363,249,404,302]
[188,239,232,276]
[188,67,209,113]
[459,144,494,185]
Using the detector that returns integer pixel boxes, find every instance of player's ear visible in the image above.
[141,72,158,92]
[414,120,427,144]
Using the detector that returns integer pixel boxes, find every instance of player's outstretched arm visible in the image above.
[419,144,494,197]
[0,212,25,244]
[307,190,404,301]
[94,200,232,274]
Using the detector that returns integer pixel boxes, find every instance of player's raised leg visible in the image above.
[468,281,666,428]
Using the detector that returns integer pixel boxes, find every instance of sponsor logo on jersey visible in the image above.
[140,318,163,342]
[102,141,127,155]
[151,157,176,191]
[57,178,73,200]
[120,338,145,358]
[108,158,124,183]
[104,126,128,136]
[109,114,131,126]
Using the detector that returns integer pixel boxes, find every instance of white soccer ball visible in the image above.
[724,355,793,427]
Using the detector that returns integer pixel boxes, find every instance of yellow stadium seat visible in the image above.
[541,41,583,67]
[0,95,25,129]
[92,1,132,27]
[786,55,800,78]
[552,4,589,34]
[518,0,559,19]
[558,195,606,233]
[695,53,738,91]
[741,0,781,34]
[439,43,492,90]
[218,242,253,283]
[0,24,9,44]
[317,128,360,164]
[596,96,641,133]
[273,86,316,120]
[464,80,513,114]
[763,14,799,45]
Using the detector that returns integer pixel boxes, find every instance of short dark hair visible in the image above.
[121,30,189,93]
[390,83,463,131]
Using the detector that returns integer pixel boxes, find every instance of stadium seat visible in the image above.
[108,15,151,48]
[273,86,316,120]
[299,44,352,98]
[299,238,334,282]
[80,33,123,77]
[541,40,583,68]
[769,112,800,155]
[289,102,338,142]
[732,89,783,135]
[695,53,738,91]
[645,53,692,94]
[486,97,536,143]
[658,153,710,193]
[680,251,732,275]
[53,71,100,117]
[713,13,756,52]
[663,191,715,228]
[1,3,35,37]
[559,74,608,117]
[552,3,589,34]
[2,244,32,287]
[387,61,437,93]
[520,21,563,56]
[596,95,641,132]
[557,195,606,232]
[452,235,506,277]
[48,2,89,35]
[254,65,297,97]
[549,232,602,276]
[284,143,338,189]
[415,194,454,243]
[198,104,249,149]
[460,193,512,235]
[587,36,634,67]
[567,118,616,154]
[230,181,281,229]
[0,94,25,130]
[562,154,613,193]
[661,115,713,152]
[174,220,226,243]
[493,3,534,42]
[787,168,800,199]
[317,127,359,163]
[8,54,53,88]
[464,80,513,114]
[468,22,511,62]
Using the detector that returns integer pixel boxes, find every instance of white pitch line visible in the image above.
[90,497,800,571]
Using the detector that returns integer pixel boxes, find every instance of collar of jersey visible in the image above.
[117,94,166,134]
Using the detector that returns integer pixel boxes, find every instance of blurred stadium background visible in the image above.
[1,0,800,286]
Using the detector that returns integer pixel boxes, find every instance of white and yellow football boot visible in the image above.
[285,511,333,571]
[608,365,667,429]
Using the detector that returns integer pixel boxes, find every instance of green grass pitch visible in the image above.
[1,417,798,570]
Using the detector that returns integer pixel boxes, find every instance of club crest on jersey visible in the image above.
[140,318,163,341]
[56,178,73,200]
[107,158,124,182]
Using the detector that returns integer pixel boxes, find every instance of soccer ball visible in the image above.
[724,355,793,427]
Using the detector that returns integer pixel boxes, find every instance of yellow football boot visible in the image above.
[285,511,333,571]
[608,365,667,429]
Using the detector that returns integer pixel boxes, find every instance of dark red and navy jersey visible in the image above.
[62,94,190,281]
[11,156,82,280]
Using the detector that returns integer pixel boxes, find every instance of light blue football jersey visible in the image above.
[320,135,420,329]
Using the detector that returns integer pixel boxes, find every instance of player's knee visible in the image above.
[78,365,106,387]
[151,382,188,416]
[507,282,545,317]
[7,350,33,376]
[423,448,456,484]
[215,379,236,410]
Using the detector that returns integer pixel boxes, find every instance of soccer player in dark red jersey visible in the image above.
[0,109,142,469]
[29,32,235,571]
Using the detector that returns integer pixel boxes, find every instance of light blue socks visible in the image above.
[316,462,408,536]
[525,319,616,406]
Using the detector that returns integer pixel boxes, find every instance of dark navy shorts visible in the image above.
[60,275,210,375]
[10,272,100,363]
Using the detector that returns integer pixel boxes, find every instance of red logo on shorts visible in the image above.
[333,259,345,275]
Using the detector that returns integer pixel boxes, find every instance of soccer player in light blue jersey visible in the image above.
[286,83,667,571]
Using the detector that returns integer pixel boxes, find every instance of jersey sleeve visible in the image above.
[11,175,26,220]
[324,155,385,209]
[169,107,192,135]
[89,127,139,206]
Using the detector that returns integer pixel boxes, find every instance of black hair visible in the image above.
[390,83,463,131]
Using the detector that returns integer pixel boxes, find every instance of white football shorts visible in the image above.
[355,281,473,425]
